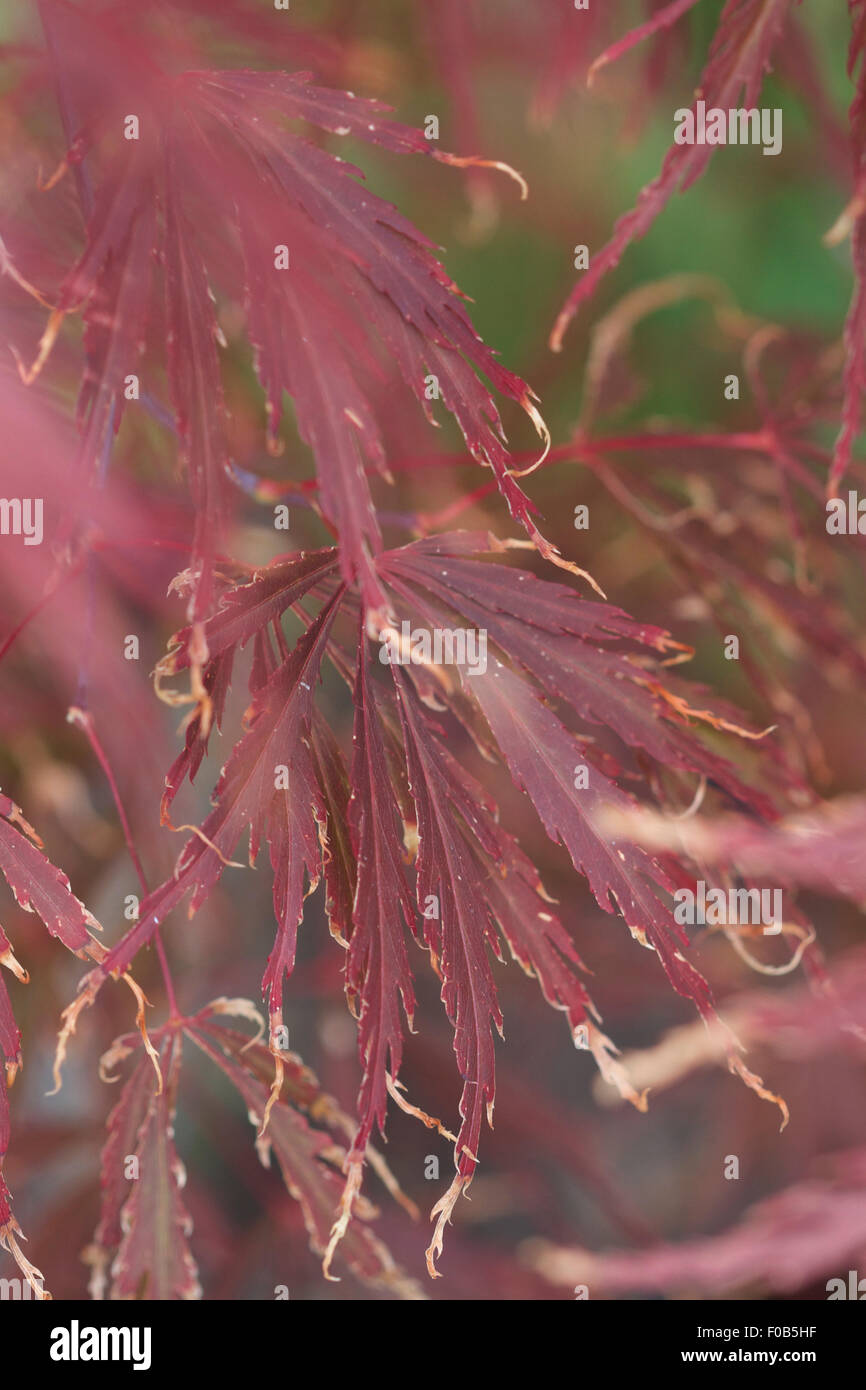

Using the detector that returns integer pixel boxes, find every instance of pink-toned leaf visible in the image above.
[0,793,95,952]
[71,178,157,484]
[0,928,23,1235]
[187,1023,423,1297]
[393,671,605,1272]
[345,643,417,1159]
[379,533,774,814]
[164,549,339,673]
[110,1038,201,1300]
[533,1149,866,1297]
[100,597,342,1037]
[605,794,866,906]
[551,0,795,349]
[587,0,701,87]
[163,159,228,619]
[310,715,356,944]
[39,22,553,603]
[84,1051,160,1299]
[459,656,712,1015]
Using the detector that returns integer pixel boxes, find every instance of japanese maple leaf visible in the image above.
[0,929,24,1249]
[377,532,777,815]
[375,537,788,1208]
[25,3,555,612]
[186,1014,423,1297]
[0,793,103,1296]
[392,669,611,1274]
[84,1049,161,1300]
[60,533,789,1275]
[344,643,417,1168]
[101,595,344,1054]
[105,1037,201,1301]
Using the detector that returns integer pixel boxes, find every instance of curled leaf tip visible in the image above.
[0,944,29,984]
[204,997,266,1049]
[11,306,66,385]
[258,1044,285,1137]
[508,398,551,477]
[322,1160,364,1280]
[0,233,53,309]
[425,1172,469,1278]
[37,157,69,192]
[386,1074,459,1143]
[728,1054,789,1130]
[543,544,607,599]
[98,1035,134,1084]
[588,1023,650,1112]
[0,1220,51,1299]
[436,151,529,200]
[548,307,570,354]
[824,190,866,247]
[50,972,101,1095]
[121,972,163,1094]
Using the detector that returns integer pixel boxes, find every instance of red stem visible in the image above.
[380,429,778,476]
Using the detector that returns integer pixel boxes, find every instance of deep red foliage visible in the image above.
[0,0,864,1303]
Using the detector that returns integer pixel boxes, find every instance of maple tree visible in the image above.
[1,0,865,1303]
